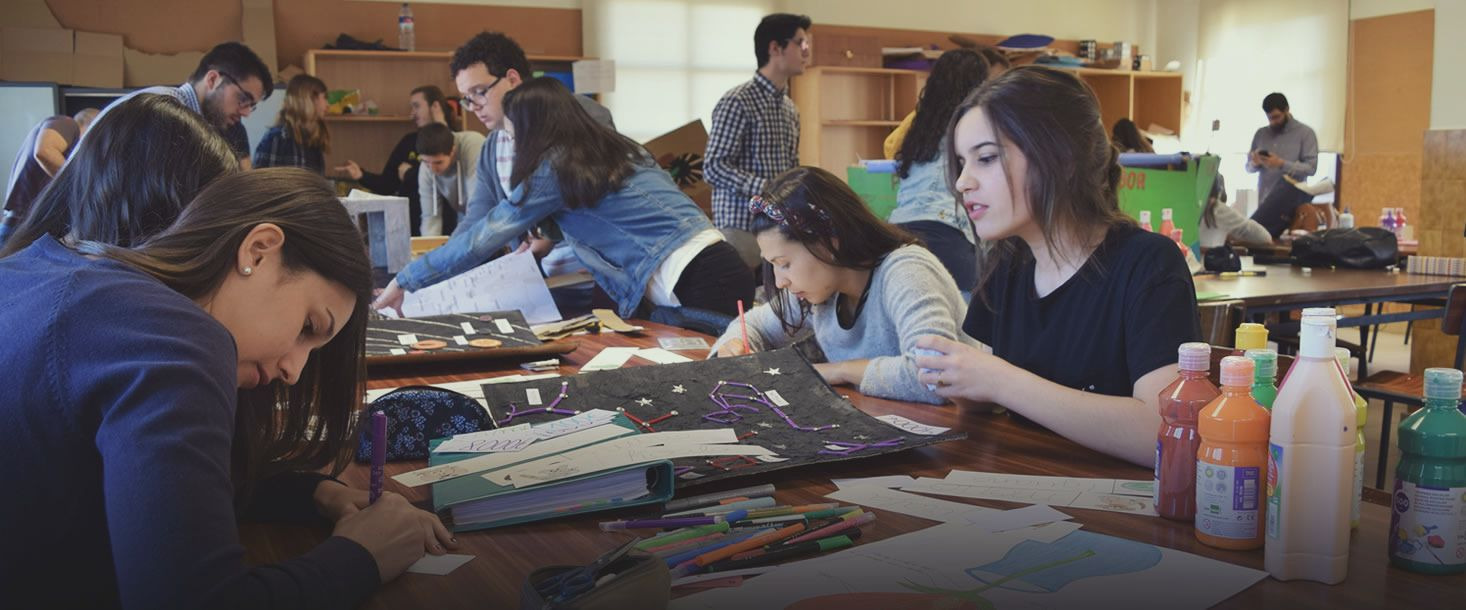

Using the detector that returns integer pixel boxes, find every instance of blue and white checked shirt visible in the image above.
[705,72,800,231]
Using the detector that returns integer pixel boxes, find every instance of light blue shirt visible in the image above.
[890,155,975,244]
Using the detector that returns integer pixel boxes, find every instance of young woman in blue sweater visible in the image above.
[374,77,754,319]
[0,166,455,608]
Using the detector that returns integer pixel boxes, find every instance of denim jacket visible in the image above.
[394,131,714,318]
[890,155,976,244]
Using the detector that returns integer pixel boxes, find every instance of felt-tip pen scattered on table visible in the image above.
[705,535,856,572]
[599,509,748,531]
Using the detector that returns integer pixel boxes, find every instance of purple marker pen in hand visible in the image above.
[369,411,386,504]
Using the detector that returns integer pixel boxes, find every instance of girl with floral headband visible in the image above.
[711,166,982,404]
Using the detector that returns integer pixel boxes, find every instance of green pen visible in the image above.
[635,522,730,550]
[800,506,861,521]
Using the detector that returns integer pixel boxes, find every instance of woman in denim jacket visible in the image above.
[375,78,752,319]
[891,49,992,296]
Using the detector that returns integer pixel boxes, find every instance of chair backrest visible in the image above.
[1445,284,1466,369]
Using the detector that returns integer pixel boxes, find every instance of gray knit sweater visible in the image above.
[712,245,981,404]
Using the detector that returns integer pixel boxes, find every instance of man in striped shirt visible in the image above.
[705,13,812,270]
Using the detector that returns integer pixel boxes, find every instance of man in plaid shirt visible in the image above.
[705,13,812,270]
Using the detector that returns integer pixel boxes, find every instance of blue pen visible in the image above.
[662,528,772,567]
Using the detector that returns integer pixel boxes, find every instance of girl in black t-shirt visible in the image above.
[913,67,1202,467]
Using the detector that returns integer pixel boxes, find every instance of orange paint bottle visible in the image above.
[1196,356,1271,550]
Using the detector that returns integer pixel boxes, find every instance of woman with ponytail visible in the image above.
[911,67,1202,467]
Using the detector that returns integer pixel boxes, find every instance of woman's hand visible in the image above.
[334,160,364,181]
[313,480,368,522]
[814,360,868,387]
[331,492,458,582]
[914,335,1013,404]
[717,340,751,358]
[372,279,406,316]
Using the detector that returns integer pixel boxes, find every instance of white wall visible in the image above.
[777,0,1153,46]
[1350,0,1434,19]
[1431,0,1466,129]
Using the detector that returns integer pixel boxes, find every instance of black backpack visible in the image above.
[1290,228,1398,269]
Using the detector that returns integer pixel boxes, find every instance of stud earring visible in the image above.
[242,266,253,276]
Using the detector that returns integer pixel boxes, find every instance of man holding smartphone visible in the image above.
[1246,92,1319,237]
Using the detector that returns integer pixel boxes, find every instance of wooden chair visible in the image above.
[1354,283,1466,488]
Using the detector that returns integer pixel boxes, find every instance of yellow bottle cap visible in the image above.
[1235,323,1268,350]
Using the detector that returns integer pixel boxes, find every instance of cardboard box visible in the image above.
[124,47,204,87]
[73,31,124,88]
[643,120,712,217]
[1,27,73,83]
[11,0,61,29]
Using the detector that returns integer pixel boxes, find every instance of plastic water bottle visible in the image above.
[1389,367,1466,574]
[398,3,415,51]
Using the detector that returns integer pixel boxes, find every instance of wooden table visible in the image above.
[1195,265,1461,377]
[240,321,1463,608]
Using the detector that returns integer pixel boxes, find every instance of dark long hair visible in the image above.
[946,66,1133,301]
[1111,118,1153,153]
[503,77,647,209]
[0,94,239,257]
[753,167,920,335]
[897,49,989,179]
[79,168,373,491]
[411,84,463,131]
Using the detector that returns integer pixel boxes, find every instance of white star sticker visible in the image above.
[636,397,654,407]
[764,367,782,375]
[671,385,687,394]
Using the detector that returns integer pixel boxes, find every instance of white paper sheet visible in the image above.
[658,336,711,351]
[671,522,1267,610]
[487,429,765,487]
[572,59,616,94]
[635,347,694,364]
[825,486,995,523]
[579,346,640,372]
[965,504,1073,534]
[903,478,1158,517]
[875,414,951,436]
[392,424,633,487]
[398,250,561,323]
[944,470,1155,497]
[831,475,918,490]
[406,553,476,575]
[529,408,619,440]
[432,424,534,453]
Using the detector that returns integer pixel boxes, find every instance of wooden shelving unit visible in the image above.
[305,49,585,172]
[790,65,1182,178]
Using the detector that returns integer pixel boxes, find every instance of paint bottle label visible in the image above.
[1196,463,1261,540]
[1390,481,1466,566]
[1266,443,1283,539]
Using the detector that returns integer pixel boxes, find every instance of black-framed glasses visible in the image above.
[460,75,505,111]
[219,72,259,112]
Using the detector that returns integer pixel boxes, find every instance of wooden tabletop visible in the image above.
[1195,265,1460,309]
[240,321,1462,608]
